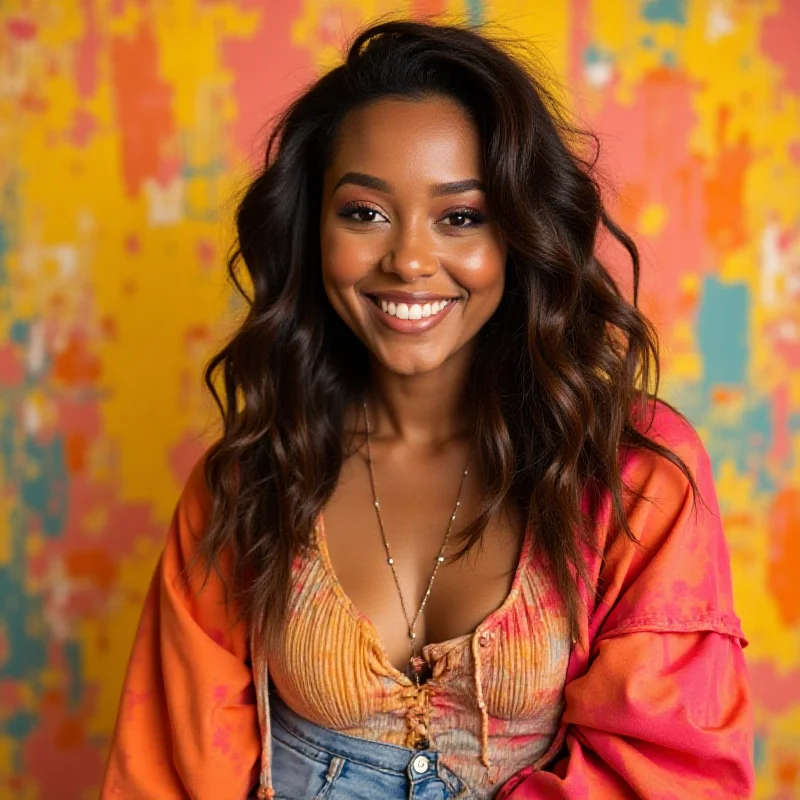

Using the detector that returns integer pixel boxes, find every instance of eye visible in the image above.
[337,202,388,224]
[440,208,487,228]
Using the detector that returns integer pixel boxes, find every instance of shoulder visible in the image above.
[624,397,707,482]
[589,399,744,643]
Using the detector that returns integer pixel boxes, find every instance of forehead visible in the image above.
[326,96,483,183]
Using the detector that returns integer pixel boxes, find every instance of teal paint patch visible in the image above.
[467,0,483,25]
[584,43,614,66]
[642,0,686,25]
[753,732,766,770]
[20,435,68,538]
[2,710,39,739]
[698,277,749,386]
[10,319,28,344]
[0,504,47,680]
[662,50,677,68]
[641,35,655,48]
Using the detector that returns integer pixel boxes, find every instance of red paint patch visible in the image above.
[7,18,37,40]
[110,23,177,196]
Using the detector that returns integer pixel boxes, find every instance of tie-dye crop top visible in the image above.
[102,402,755,800]
[262,515,571,797]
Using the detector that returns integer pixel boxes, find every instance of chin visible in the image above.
[376,352,446,377]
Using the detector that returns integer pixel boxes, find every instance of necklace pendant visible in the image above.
[407,655,430,683]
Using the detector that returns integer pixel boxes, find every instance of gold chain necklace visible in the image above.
[362,400,470,686]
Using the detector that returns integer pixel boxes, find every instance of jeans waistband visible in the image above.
[270,691,441,775]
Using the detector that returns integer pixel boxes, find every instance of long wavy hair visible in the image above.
[197,18,698,654]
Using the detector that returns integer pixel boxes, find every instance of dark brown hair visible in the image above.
[197,18,698,653]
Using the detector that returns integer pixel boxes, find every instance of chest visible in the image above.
[320,449,525,674]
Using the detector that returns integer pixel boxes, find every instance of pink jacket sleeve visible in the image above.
[497,405,754,799]
[101,455,261,799]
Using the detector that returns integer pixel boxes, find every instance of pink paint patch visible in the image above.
[74,0,100,98]
[70,109,97,147]
[761,3,800,94]
[23,690,106,800]
[748,660,800,713]
[220,0,311,162]
[196,238,216,268]
[211,725,232,755]
[213,685,228,702]
[168,432,207,487]
[0,343,25,384]
[124,234,140,254]
[7,18,37,40]
[769,384,791,466]
[588,68,708,331]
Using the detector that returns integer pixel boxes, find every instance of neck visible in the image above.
[364,347,475,448]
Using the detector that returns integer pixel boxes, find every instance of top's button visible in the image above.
[412,755,430,774]
[478,630,493,647]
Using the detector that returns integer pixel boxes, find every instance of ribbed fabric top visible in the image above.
[258,517,571,798]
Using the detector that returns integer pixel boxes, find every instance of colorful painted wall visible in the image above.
[0,1,798,797]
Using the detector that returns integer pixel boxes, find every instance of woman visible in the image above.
[102,18,754,800]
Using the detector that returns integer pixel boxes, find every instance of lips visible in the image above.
[362,291,460,334]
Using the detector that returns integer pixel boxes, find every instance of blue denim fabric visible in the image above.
[270,692,467,800]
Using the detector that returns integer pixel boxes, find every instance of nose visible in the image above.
[380,222,439,282]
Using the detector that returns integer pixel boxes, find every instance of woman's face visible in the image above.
[320,96,507,377]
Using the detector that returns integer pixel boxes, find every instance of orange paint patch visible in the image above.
[55,718,85,749]
[412,0,448,13]
[110,23,177,196]
[64,432,88,473]
[768,489,800,626]
[704,108,751,254]
[66,548,119,592]
[52,332,101,384]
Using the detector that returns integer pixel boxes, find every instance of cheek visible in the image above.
[321,228,375,291]
[456,241,507,301]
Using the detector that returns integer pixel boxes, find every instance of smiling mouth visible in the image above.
[368,296,456,320]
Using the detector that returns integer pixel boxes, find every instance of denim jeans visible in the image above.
[270,692,468,799]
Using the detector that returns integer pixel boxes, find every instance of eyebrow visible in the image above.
[333,171,486,197]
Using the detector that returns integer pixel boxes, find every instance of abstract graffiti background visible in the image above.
[0,1,798,797]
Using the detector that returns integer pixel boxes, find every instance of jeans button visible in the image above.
[412,755,430,774]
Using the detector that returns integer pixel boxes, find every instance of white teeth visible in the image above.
[376,298,452,319]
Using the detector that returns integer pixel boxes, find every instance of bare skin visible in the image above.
[319,96,522,675]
